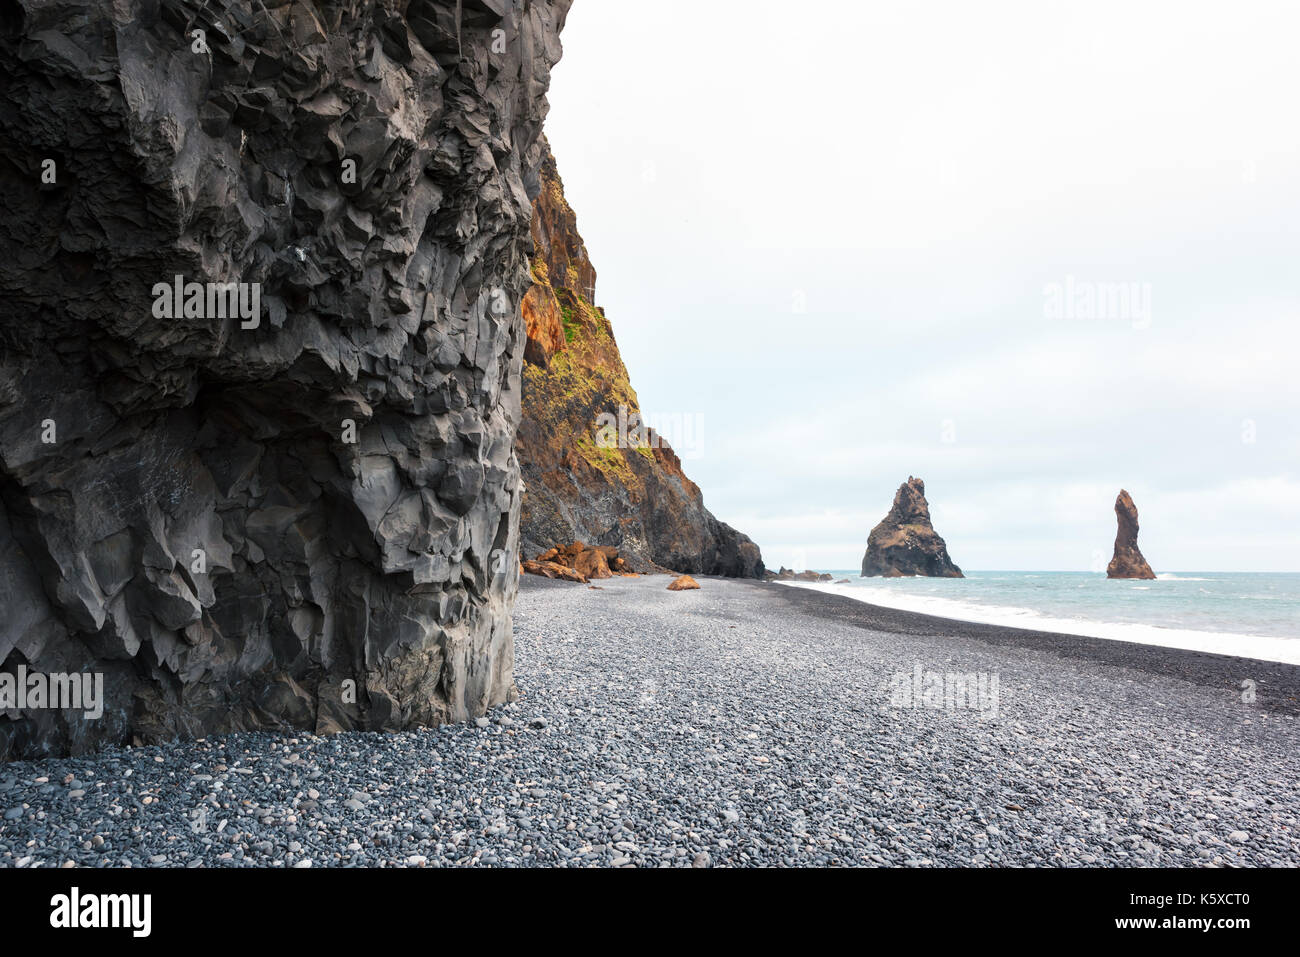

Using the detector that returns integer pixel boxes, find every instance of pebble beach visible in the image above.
[2,575,1297,867]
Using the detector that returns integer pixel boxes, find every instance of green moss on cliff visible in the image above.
[561,303,579,343]
[574,433,634,481]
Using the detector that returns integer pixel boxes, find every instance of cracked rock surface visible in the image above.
[0,0,572,759]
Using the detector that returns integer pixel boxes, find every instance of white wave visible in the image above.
[1155,574,1213,581]
[774,580,1300,665]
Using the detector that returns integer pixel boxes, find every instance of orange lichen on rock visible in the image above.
[522,282,565,368]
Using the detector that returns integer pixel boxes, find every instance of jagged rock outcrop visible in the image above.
[861,477,963,578]
[1106,489,1156,579]
[764,567,833,582]
[517,140,763,578]
[519,559,587,584]
[524,540,634,582]
[0,0,571,759]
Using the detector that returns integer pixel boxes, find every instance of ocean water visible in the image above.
[778,571,1300,665]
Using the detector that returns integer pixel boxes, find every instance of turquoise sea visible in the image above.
[781,571,1300,664]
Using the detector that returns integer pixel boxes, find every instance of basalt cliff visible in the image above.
[0,0,571,759]
[516,141,763,578]
[861,477,963,578]
[1106,489,1156,579]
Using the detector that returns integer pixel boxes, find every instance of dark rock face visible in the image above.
[0,0,571,759]
[517,142,764,578]
[1106,489,1156,579]
[861,477,963,578]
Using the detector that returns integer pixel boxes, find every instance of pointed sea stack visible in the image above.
[861,477,963,578]
[1106,489,1156,579]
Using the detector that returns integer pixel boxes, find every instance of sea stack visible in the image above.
[861,477,964,578]
[1106,490,1156,579]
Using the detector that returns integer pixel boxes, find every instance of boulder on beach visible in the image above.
[521,560,589,584]
[667,575,700,591]
[861,477,964,578]
[523,542,634,584]
[1106,489,1156,579]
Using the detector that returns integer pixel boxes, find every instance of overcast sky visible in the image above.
[541,0,1300,572]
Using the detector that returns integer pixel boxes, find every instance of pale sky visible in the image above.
[542,0,1300,572]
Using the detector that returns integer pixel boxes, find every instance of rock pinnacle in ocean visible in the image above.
[1106,489,1157,579]
[861,477,963,578]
